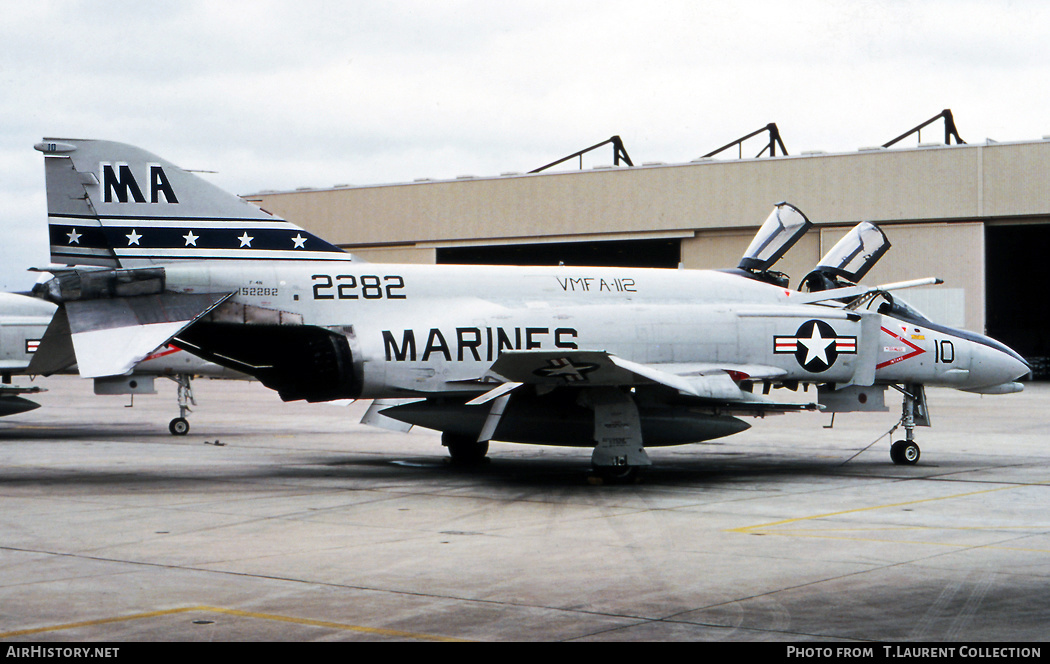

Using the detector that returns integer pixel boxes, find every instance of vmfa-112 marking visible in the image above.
[29,138,1031,478]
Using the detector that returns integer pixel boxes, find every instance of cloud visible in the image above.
[2,1,1050,287]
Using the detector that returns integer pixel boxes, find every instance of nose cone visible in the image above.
[968,337,1031,390]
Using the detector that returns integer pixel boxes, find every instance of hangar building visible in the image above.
[246,128,1050,377]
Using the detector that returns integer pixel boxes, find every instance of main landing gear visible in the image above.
[442,432,489,465]
[889,384,927,465]
[584,388,650,484]
[168,374,195,436]
[438,388,652,483]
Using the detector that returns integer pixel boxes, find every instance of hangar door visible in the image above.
[436,238,681,268]
[985,223,1050,379]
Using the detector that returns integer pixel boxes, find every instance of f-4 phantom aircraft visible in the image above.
[29,138,1030,479]
[0,292,53,416]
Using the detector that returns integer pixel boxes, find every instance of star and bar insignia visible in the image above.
[532,357,600,383]
[774,320,857,372]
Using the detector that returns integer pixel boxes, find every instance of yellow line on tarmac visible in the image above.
[4,425,61,431]
[0,607,197,639]
[728,484,1023,535]
[732,530,1050,553]
[0,606,466,642]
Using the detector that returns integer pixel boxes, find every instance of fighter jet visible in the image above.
[1,289,241,433]
[29,138,1031,479]
[0,292,53,416]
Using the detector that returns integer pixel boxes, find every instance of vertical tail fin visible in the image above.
[36,138,351,268]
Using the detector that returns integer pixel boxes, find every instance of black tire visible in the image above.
[442,432,489,464]
[590,465,641,484]
[169,417,190,436]
[890,439,920,465]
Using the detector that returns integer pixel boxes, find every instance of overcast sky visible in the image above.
[3,0,1049,290]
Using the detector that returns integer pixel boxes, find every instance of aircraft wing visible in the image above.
[468,349,811,412]
[480,350,686,392]
[430,350,818,445]
[29,292,233,378]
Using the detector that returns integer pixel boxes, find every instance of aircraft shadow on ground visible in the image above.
[0,419,934,490]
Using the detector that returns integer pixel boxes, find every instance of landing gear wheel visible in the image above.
[442,432,489,465]
[890,440,920,465]
[169,417,190,436]
[589,465,642,485]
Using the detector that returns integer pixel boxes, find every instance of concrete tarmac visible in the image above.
[0,375,1048,642]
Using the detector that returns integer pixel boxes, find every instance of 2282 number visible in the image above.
[312,274,406,300]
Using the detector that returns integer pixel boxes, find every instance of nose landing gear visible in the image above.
[890,384,928,465]
[890,439,920,465]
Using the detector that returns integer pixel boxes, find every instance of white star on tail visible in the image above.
[238,232,254,248]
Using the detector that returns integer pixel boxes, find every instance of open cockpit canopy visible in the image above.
[800,221,890,292]
[736,202,812,286]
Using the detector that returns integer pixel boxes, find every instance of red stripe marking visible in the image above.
[876,327,925,369]
[142,345,181,362]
